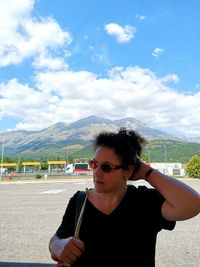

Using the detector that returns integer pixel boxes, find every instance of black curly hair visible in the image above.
[93,127,147,173]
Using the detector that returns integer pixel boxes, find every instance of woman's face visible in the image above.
[92,146,131,193]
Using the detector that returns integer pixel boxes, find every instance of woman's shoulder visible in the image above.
[68,190,81,205]
[127,184,149,192]
[127,184,164,203]
[68,190,88,205]
[127,184,158,198]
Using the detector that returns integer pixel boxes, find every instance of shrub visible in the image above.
[35,173,42,179]
[185,155,200,178]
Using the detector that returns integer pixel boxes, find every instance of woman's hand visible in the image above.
[130,161,151,181]
[49,235,85,265]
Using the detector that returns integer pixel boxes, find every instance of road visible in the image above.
[0,177,199,267]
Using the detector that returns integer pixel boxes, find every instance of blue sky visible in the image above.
[0,0,199,137]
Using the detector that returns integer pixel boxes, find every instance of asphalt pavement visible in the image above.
[0,177,199,267]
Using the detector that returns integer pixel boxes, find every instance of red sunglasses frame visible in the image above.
[88,159,124,173]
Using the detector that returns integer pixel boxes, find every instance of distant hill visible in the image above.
[1,115,200,163]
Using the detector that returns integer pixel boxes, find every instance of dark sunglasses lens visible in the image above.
[101,163,112,173]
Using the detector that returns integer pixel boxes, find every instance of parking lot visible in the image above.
[0,177,199,267]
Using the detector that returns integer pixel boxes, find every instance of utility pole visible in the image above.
[66,146,69,163]
[148,150,151,163]
[1,136,5,180]
[163,145,168,174]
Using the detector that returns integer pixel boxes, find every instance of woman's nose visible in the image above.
[94,164,103,176]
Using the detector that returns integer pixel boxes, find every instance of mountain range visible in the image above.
[1,115,200,161]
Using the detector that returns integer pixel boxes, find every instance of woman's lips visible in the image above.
[94,179,104,184]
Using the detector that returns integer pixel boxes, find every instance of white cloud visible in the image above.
[105,23,136,43]
[1,66,200,136]
[135,14,147,20]
[195,83,199,89]
[160,74,179,84]
[152,47,164,58]
[32,52,69,70]
[0,0,72,67]
[92,45,111,66]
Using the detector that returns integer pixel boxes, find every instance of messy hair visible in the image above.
[93,127,147,174]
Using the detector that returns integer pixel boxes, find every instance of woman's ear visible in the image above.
[125,165,134,178]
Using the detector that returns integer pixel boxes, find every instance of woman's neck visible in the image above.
[89,185,127,215]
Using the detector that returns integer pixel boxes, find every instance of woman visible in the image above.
[49,127,200,267]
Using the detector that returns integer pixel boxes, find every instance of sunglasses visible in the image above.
[88,159,124,173]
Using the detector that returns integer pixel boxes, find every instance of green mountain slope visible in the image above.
[70,139,200,164]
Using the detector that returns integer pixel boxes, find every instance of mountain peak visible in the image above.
[67,115,112,129]
[40,122,68,134]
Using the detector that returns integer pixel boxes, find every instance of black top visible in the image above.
[56,185,176,267]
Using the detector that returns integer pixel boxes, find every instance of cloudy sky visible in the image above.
[0,0,199,137]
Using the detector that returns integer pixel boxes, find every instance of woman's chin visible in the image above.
[94,181,105,192]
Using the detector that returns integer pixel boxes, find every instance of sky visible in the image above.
[0,0,200,137]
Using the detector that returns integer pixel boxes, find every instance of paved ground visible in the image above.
[0,264,54,267]
[0,177,199,267]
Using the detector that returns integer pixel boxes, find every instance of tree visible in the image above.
[3,156,14,162]
[185,155,200,178]
[41,161,48,170]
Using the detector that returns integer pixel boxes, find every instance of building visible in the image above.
[150,162,185,176]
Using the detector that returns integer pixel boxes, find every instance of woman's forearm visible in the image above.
[146,169,200,221]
